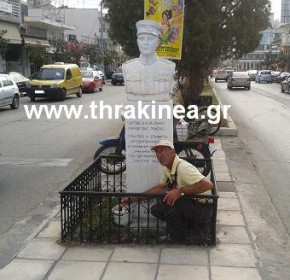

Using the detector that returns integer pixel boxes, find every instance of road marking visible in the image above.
[0,157,73,167]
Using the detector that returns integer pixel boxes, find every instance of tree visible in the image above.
[0,30,9,56]
[64,41,85,65]
[27,42,50,72]
[103,0,271,106]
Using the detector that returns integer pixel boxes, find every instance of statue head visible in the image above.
[136,20,161,57]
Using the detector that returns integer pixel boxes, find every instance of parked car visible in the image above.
[255,70,272,83]
[227,71,251,90]
[247,70,258,81]
[281,75,290,92]
[226,69,234,79]
[105,69,115,80]
[27,63,83,101]
[81,70,103,93]
[0,73,20,109]
[111,67,124,85]
[215,70,228,82]
[97,70,106,84]
[271,71,281,83]
[276,72,290,83]
[7,71,30,96]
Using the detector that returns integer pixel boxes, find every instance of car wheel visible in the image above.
[112,81,117,85]
[10,95,19,109]
[99,87,103,92]
[76,87,82,97]
[30,96,35,101]
[59,89,66,101]
[215,79,217,82]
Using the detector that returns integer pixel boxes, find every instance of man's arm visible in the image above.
[144,183,166,195]
[164,178,213,206]
[179,177,213,196]
[121,183,166,205]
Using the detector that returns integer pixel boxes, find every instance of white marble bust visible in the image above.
[122,20,176,102]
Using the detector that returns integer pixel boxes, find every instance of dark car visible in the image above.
[281,75,290,92]
[276,72,290,83]
[111,67,124,85]
[227,71,251,90]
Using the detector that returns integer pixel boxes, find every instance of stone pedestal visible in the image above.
[125,100,173,193]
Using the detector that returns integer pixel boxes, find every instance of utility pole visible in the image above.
[100,0,104,71]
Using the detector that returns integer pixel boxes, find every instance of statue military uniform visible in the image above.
[122,20,176,102]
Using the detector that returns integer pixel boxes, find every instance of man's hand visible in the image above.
[163,188,182,206]
[121,196,139,205]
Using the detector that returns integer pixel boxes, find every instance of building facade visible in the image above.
[282,0,290,24]
[0,0,23,73]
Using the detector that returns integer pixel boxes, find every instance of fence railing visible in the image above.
[60,156,218,245]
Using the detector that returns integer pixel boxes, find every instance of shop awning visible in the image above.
[1,22,22,44]
[24,37,50,47]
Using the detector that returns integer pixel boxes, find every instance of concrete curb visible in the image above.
[211,85,238,136]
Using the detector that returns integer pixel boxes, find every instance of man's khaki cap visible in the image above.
[151,139,175,151]
[136,20,161,36]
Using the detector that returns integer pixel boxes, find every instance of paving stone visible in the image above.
[215,173,232,181]
[210,244,257,267]
[160,246,208,265]
[110,246,160,263]
[102,262,157,280]
[38,220,61,238]
[17,238,66,260]
[0,259,53,280]
[157,265,209,280]
[218,192,237,199]
[62,246,113,262]
[211,266,262,280]
[218,197,240,211]
[217,225,251,244]
[47,260,106,280]
[217,211,245,226]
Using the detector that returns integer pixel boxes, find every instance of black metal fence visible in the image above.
[60,156,218,245]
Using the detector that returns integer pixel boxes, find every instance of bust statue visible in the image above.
[122,20,176,102]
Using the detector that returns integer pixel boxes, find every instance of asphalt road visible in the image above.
[212,79,290,235]
[0,83,126,267]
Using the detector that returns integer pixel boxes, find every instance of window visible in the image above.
[2,77,13,87]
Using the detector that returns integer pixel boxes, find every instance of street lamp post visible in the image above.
[100,0,104,71]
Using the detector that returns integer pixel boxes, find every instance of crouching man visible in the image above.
[123,139,213,242]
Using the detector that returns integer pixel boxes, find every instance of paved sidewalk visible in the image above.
[0,138,262,280]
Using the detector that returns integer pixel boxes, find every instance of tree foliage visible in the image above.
[0,30,10,56]
[103,0,271,106]
[27,42,50,72]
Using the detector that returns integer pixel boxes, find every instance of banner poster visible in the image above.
[144,0,184,60]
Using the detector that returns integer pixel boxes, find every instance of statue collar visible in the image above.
[139,54,158,65]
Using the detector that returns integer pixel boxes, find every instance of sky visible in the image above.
[271,0,281,20]
[54,0,281,20]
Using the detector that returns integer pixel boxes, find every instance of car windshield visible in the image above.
[261,71,271,75]
[81,71,94,78]
[233,72,249,78]
[39,69,64,80]
[9,72,24,82]
[115,67,123,73]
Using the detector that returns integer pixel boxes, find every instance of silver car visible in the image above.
[0,74,20,109]
[281,75,290,92]
[227,71,251,90]
[255,70,272,83]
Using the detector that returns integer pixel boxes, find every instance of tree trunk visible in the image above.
[181,66,206,108]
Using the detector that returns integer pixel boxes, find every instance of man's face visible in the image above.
[137,33,159,57]
[154,146,175,167]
